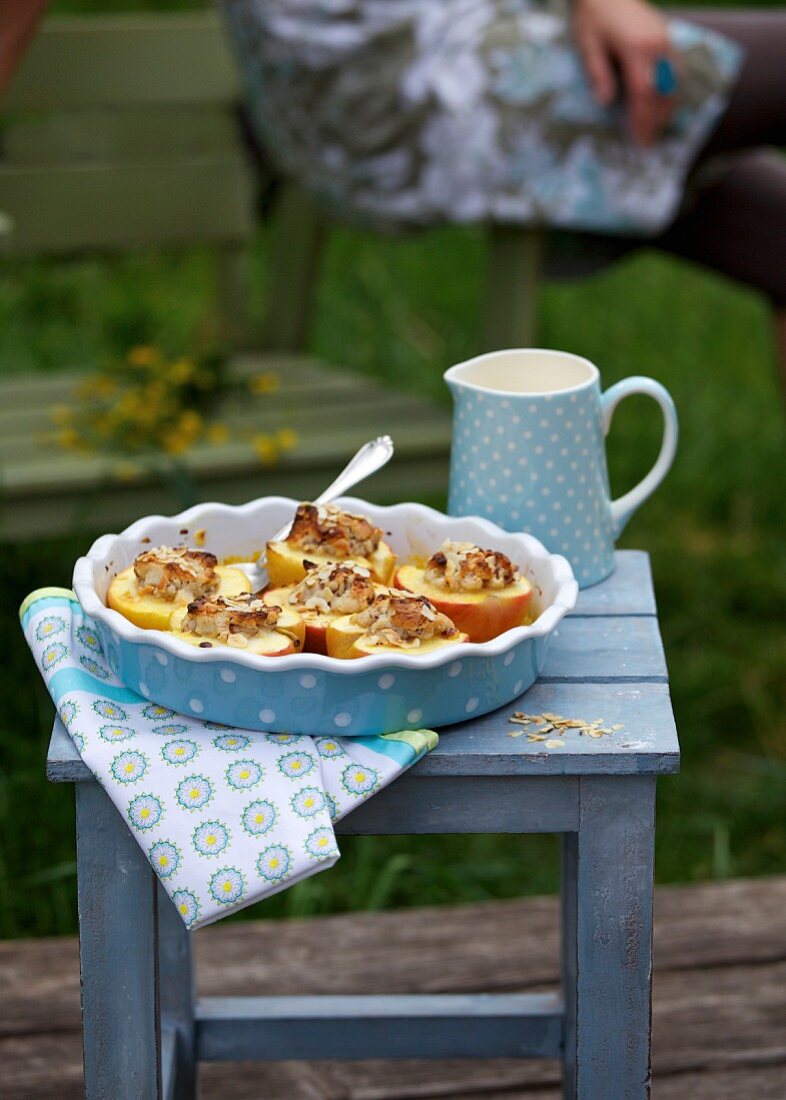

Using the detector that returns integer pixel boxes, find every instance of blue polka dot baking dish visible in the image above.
[73,497,578,736]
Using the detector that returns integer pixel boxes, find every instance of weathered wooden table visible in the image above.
[46,550,678,1099]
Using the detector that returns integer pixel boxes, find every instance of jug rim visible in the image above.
[444,348,599,397]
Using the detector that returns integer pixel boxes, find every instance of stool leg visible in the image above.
[563,776,656,1099]
[560,831,578,1099]
[158,881,197,1098]
[76,782,161,1099]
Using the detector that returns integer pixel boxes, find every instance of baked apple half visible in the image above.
[395,540,533,643]
[264,561,383,655]
[326,590,468,660]
[266,502,396,587]
[169,592,305,656]
[107,546,248,631]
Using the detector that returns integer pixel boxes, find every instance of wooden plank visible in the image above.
[336,776,579,835]
[6,14,241,111]
[0,157,255,254]
[420,682,679,777]
[0,389,446,457]
[75,783,161,1099]
[0,454,453,543]
[46,679,678,784]
[571,551,656,617]
[195,993,563,1061]
[542,615,666,682]
[0,354,351,407]
[3,106,241,167]
[0,414,451,496]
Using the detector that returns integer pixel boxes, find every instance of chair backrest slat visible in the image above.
[5,13,241,111]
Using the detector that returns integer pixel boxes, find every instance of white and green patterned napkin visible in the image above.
[22,588,437,930]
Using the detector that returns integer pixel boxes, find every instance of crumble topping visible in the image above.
[287,502,382,559]
[288,562,376,616]
[424,540,519,592]
[133,546,218,601]
[182,593,281,648]
[351,592,458,649]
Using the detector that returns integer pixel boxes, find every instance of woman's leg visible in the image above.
[655,11,786,398]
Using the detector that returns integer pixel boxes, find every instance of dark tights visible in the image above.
[654,10,786,307]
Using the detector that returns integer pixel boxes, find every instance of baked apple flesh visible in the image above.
[394,549,533,644]
[265,502,396,587]
[108,545,249,631]
[263,561,383,655]
[168,597,303,656]
[325,591,468,660]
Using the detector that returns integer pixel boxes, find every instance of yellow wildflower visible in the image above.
[114,461,141,483]
[275,427,298,451]
[252,433,278,465]
[177,409,203,442]
[51,405,73,426]
[207,422,230,445]
[168,358,196,385]
[56,427,82,451]
[127,346,160,369]
[249,371,279,395]
[78,374,117,399]
[162,432,190,456]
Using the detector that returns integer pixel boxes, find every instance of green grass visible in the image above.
[1,223,785,938]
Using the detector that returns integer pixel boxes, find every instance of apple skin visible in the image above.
[394,564,533,644]
[107,564,249,632]
[167,605,303,656]
[325,614,468,660]
[265,539,396,588]
[263,585,329,655]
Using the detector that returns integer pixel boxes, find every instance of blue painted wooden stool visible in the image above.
[46,550,678,1099]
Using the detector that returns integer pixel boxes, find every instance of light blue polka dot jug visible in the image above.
[445,349,678,587]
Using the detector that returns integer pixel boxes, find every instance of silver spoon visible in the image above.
[248,434,395,588]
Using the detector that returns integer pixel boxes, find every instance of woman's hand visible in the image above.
[574,0,678,147]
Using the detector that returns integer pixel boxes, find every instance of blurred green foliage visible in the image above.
[1,0,785,938]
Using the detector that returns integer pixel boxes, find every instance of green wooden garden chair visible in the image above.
[0,12,452,541]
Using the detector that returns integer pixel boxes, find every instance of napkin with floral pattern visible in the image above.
[22,588,437,929]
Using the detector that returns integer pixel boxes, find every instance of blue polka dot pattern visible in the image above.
[448,383,615,586]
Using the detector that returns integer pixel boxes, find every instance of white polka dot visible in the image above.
[566,421,574,430]
[448,662,463,678]
[503,651,515,667]
[550,528,559,537]
[378,673,395,690]
[513,680,524,694]
[492,451,501,462]
[299,673,317,689]
[155,652,168,667]
[553,502,562,511]
[511,511,520,520]
[524,430,532,439]
[556,407,564,416]
[486,408,494,418]
[465,697,480,714]
[534,446,544,455]
[570,394,577,402]
[503,467,512,477]
[259,708,276,724]
[334,712,352,728]
[220,668,236,684]
[138,681,149,697]
[529,404,537,413]
[512,415,521,425]
[407,708,423,724]
[189,697,203,713]
[496,426,504,435]
[550,434,559,443]
[500,399,510,409]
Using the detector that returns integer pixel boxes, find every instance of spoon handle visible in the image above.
[254,435,395,585]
